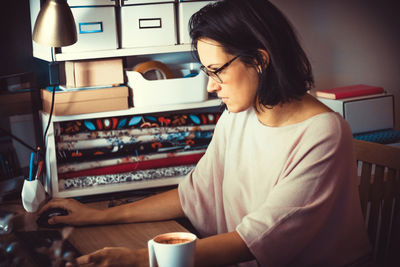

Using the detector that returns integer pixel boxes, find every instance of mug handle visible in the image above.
[148,239,157,267]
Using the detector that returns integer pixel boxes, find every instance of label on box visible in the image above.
[139,18,162,29]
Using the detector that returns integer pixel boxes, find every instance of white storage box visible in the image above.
[61,6,118,53]
[317,94,394,134]
[126,63,208,107]
[67,0,117,6]
[120,2,177,48]
[122,0,172,4]
[178,0,214,44]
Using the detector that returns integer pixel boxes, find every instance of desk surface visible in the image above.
[0,198,188,263]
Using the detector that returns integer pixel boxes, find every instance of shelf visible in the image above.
[55,176,184,198]
[40,97,220,198]
[40,98,222,122]
[42,44,193,62]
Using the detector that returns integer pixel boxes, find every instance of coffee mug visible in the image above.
[148,232,197,267]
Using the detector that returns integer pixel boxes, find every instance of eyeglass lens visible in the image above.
[200,55,240,84]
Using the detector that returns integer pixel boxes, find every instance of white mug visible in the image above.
[21,179,46,212]
[148,232,197,267]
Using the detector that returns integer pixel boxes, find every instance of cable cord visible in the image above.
[42,47,56,173]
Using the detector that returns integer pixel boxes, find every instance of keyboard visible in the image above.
[14,230,81,267]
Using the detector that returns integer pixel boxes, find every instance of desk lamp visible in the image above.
[33,0,77,47]
[32,0,77,151]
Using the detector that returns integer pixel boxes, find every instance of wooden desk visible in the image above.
[0,199,188,264]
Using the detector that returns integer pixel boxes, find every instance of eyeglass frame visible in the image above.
[200,55,241,83]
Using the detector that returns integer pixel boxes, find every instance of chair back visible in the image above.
[354,139,400,267]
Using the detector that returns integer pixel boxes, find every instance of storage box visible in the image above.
[61,6,118,53]
[65,58,124,88]
[317,94,394,134]
[41,86,129,116]
[67,0,117,6]
[120,2,177,48]
[122,0,172,3]
[178,1,214,44]
[125,63,208,107]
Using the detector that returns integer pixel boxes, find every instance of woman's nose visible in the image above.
[207,78,221,93]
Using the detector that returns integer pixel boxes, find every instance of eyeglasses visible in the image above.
[200,55,240,83]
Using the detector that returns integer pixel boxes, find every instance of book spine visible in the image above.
[315,91,335,99]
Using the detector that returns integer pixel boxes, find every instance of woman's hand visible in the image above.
[38,198,103,226]
[66,247,149,267]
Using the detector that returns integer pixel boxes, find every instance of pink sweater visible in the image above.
[178,108,370,266]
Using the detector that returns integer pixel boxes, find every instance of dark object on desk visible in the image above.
[0,209,15,234]
[0,176,24,200]
[37,208,68,228]
[14,230,81,267]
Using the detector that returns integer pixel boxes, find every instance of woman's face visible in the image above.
[197,38,260,113]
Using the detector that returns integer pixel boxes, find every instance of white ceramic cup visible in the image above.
[21,179,46,212]
[148,232,197,267]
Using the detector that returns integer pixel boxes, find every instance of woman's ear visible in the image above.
[257,49,270,73]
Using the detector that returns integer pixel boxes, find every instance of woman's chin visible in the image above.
[226,105,248,113]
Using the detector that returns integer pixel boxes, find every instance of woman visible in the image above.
[41,0,371,266]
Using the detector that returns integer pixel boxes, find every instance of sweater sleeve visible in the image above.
[178,111,228,237]
[236,116,363,266]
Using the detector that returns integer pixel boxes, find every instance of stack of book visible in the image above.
[53,111,221,192]
[316,84,400,144]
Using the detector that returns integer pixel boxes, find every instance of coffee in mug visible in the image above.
[156,237,193,244]
[148,232,197,267]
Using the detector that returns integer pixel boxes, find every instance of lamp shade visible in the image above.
[32,0,77,48]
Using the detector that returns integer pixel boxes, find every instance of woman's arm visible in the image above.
[38,188,185,226]
[195,231,254,266]
[99,188,185,224]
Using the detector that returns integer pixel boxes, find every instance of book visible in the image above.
[316,84,384,99]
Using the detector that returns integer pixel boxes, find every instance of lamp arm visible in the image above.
[0,127,43,156]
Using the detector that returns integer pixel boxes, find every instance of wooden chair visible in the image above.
[353,139,400,267]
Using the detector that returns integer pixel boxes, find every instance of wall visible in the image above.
[271,0,400,129]
[0,0,34,77]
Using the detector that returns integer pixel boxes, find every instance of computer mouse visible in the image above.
[36,208,68,228]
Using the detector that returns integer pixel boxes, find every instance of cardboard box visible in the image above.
[120,2,177,48]
[317,94,394,134]
[41,86,129,116]
[65,58,124,88]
